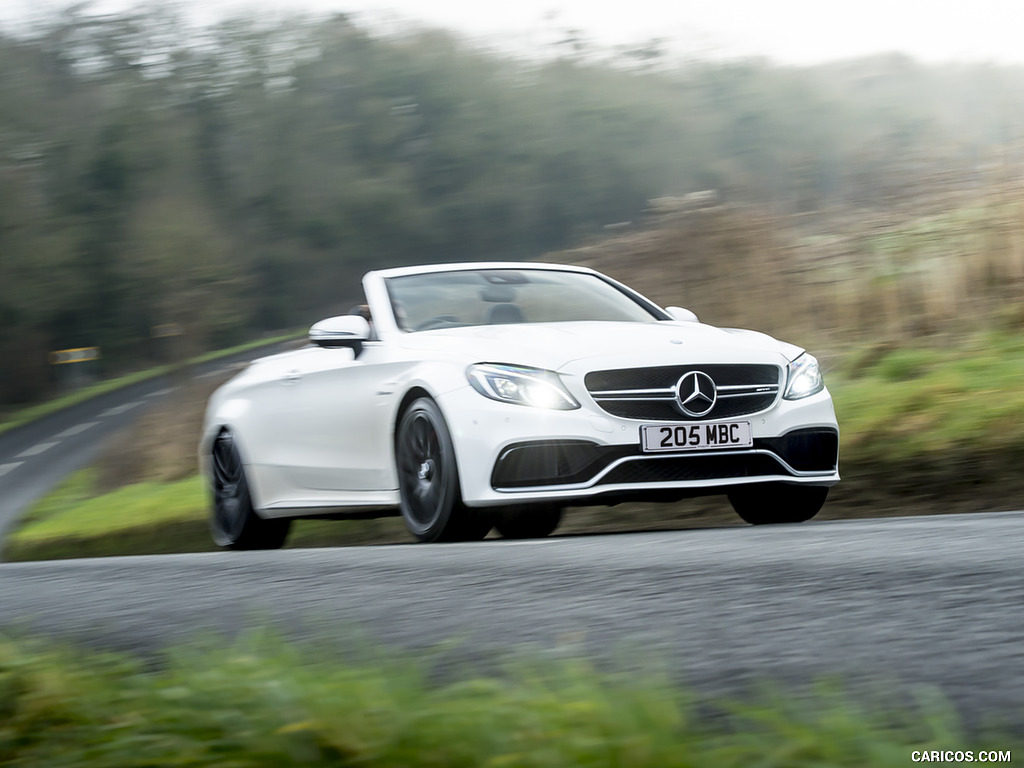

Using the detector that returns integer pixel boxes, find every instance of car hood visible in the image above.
[398,321,803,372]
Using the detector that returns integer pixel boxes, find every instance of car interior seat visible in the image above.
[486,303,525,324]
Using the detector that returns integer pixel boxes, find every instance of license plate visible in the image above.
[641,421,752,452]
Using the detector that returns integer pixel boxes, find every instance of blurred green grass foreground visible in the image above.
[1,631,1013,767]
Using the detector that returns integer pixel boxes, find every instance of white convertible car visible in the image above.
[201,262,839,549]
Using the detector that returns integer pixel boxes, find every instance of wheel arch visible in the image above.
[391,384,478,504]
[392,386,436,451]
[206,423,268,513]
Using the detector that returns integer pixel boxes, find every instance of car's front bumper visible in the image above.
[436,384,840,507]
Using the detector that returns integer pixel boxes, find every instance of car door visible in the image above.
[273,342,401,493]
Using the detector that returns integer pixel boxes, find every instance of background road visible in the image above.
[1,512,1021,724]
[0,342,295,548]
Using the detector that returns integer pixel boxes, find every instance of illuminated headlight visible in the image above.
[467,364,579,410]
[784,353,824,400]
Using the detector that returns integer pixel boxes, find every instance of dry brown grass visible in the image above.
[556,181,1024,355]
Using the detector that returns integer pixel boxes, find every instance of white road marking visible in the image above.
[55,421,98,438]
[99,401,143,417]
[0,462,23,477]
[145,387,176,398]
[494,539,558,546]
[17,442,57,458]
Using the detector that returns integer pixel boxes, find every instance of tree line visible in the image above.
[1,6,1022,404]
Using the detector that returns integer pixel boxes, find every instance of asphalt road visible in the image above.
[1,512,1021,724]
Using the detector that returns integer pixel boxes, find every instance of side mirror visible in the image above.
[665,306,699,323]
[309,315,371,354]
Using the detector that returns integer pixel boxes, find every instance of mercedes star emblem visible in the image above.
[676,371,717,417]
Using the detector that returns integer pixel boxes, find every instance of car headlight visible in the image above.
[784,353,824,400]
[467,364,580,410]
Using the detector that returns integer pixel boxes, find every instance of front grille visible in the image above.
[597,396,778,422]
[585,364,781,422]
[586,364,779,391]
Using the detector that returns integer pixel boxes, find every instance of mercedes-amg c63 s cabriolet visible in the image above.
[201,262,839,548]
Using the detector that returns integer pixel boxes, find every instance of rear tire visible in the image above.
[396,397,492,542]
[728,483,828,525]
[210,431,291,550]
[494,504,563,539]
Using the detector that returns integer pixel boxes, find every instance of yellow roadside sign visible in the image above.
[49,347,101,365]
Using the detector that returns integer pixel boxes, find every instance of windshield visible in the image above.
[384,269,665,332]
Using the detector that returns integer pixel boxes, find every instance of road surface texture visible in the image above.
[0,512,1021,726]
[0,341,296,547]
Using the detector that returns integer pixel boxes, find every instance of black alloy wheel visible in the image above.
[727,482,828,525]
[210,430,290,550]
[494,504,563,539]
[396,398,492,542]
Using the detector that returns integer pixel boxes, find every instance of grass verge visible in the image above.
[0,631,1011,767]
[2,469,412,561]
[836,333,1024,464]
[0,332,303,437]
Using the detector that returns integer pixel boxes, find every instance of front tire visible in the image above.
[396,398,492,542]
[728,482,828,525]
[210,431,291,550]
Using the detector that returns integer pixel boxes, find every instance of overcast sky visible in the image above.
[3,0,1024,64]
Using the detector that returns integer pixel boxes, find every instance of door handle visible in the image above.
[281,370,302,384]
